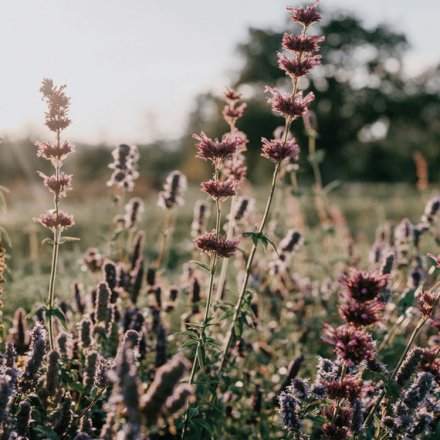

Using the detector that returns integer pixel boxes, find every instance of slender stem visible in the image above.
[215,195,236,302]
[47,229,60,350]
[46,130,62,351]
[218,159,282,374]
[308,134,322,190]
[156,209,173,268]
[182,174,222,439]
[62,388,106,439]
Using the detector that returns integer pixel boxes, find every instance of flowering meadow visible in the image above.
[1,1,440,439]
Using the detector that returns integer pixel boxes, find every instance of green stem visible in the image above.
[47,228,60,350]
[218,159,282,374]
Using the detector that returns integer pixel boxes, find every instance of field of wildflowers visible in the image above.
[0,1,439,439]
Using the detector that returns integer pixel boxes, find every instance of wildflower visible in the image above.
[124,197,144,229]
[223,103,247,126]
[81,248,104,273]
[40,78,71,132]
[280,229,303,254]
[421,196,440,223]
[16,400,31,438]
[282,33,325,53]
[278,52,321,78]
[155,324,168,368]
[402,372,434,409]
[380,253,394,275]
[193,131,241,162]
[83,351,98,390]
[324,376,362,401]
[157,170,187,209]
[34,209,74,231]
[52,393,73,435]
[266,88,315,120]
[37,171,72,198]
[95,282,111,322]
[20,323,47,392]
[224,87,242,104]
[201,178,237,201]
[195,231,240,258]
[191,200,211,238]
[146,266,156,287]
[338,299,383,327]
[223,152,248,181]
[35,140,75,166]
[80,318,93,348]
[287,0,321,27]
[321,406,353,440]
[164,384,194,419]
[396,347,423,386]
[351,399,365,431]
[232,197,254,225]
[416,290,439,317]
[107,143,139,191]
[341,269,388,303]
[129,232,145,270]
[278,392,302,432]
[261,137,300,162]
[46,350,60,397]
[57,332,73,358]
[322,324,376,367]
[141,353,190,426]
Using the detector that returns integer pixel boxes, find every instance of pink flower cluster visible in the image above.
[261,0,323,164]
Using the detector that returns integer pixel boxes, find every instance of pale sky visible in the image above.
[1,0,439,145]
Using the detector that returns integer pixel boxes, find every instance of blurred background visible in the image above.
[1,0,439,187]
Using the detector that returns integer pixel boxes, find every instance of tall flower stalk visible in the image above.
[34,79,76,350]
[181,133,241,436]
[215,88,248,302]
[219,0,323,373]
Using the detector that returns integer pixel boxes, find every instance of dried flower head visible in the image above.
[124,197,144,229]
[40,78,71,132]
[157,170,187,209]
[35,140,75,165]
[107,144,139,191]
[282,33,325,53]
[37,171,73,198]
[277,52,321,78]
[262,138,300,165]
[338,299,383,327]
[224,87,242,104]
[341,269,388,303]
[322,324,376,367]
[266,87,315,120]
[193,131,241,162]
[287,0,321,27]
[201,178,237,201]
[195,232,240,258]
[34,210,74,231]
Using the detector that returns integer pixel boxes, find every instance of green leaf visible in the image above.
[190,260,210,272]
[47,307,69,330]
[41,237,55,246]
[58,236,80,244]
[180,339,199,350]
[26,304,48,320]
[323,180,341,194]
